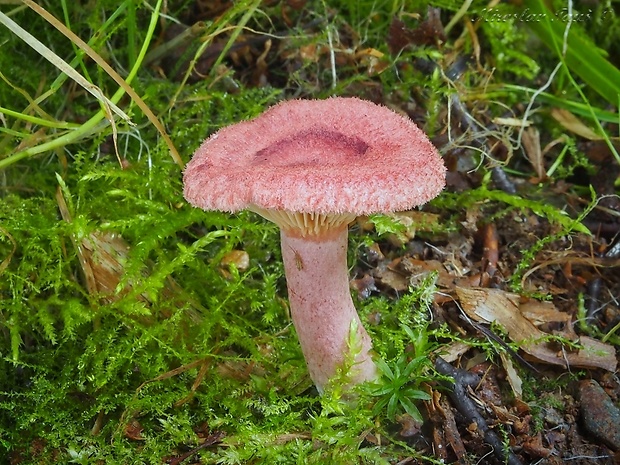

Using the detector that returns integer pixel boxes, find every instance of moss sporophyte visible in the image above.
[183,97,445,392]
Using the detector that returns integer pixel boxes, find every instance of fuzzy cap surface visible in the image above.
[183,97,446,215]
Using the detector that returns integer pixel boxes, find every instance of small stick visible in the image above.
[585,277,603,323]
[165,431,225,465]
[435,357,524,465]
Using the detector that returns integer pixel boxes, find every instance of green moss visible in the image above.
[1,0,618,462]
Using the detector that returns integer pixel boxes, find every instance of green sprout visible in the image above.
[368,324,435,422]
[369,353,431,422]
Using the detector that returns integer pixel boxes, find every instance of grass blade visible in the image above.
[522,0,620,105]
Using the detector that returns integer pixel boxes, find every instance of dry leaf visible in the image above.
[388,211,440,241]
[521,126,546,181]
[499,352,522,398]
[373,258,409,292]
[124,419,145,441]
[220,249,250,271]
[400,257,453,289]
[436,341,473,363]
[350,274,378,299]
[56,185,138,302]
[492,117,531,127]
[81,232,133,299]
[519,299,573,332]
[355,47,390,75]
[456,287,617,371]
[551,108,602,140]
[387,10,445,54]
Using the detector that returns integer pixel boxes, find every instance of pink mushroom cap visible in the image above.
[183,97,446,218]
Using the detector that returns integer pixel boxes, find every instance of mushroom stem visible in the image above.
[280,227,378,392]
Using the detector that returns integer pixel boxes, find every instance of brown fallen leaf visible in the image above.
[124,419,145,441]
[522,432,553,458]
[219,249,251,279]
[400,257,453,289]
[387,9,446,54]
[57,185,139,303]
[80,231,135,300]
[373,258,409,292]
[388,211,440,242]
[520,126,546,181]
[436,341,472,363]
[550,108,602,140]
[396,413,422,438]
[500,351,523,398]
[355,47,390,75]
[427,391,464,462]
[456,287,617,372]
[350,274,378,300]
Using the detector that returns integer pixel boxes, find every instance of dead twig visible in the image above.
[164,431,226,465]
[435,357,524,465]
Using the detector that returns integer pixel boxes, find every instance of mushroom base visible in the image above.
[280,227,378,392]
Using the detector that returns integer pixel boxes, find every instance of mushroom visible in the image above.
[183,97,445,393]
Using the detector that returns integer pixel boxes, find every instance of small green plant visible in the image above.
[369,352,431,422]
[367,323,435,422]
